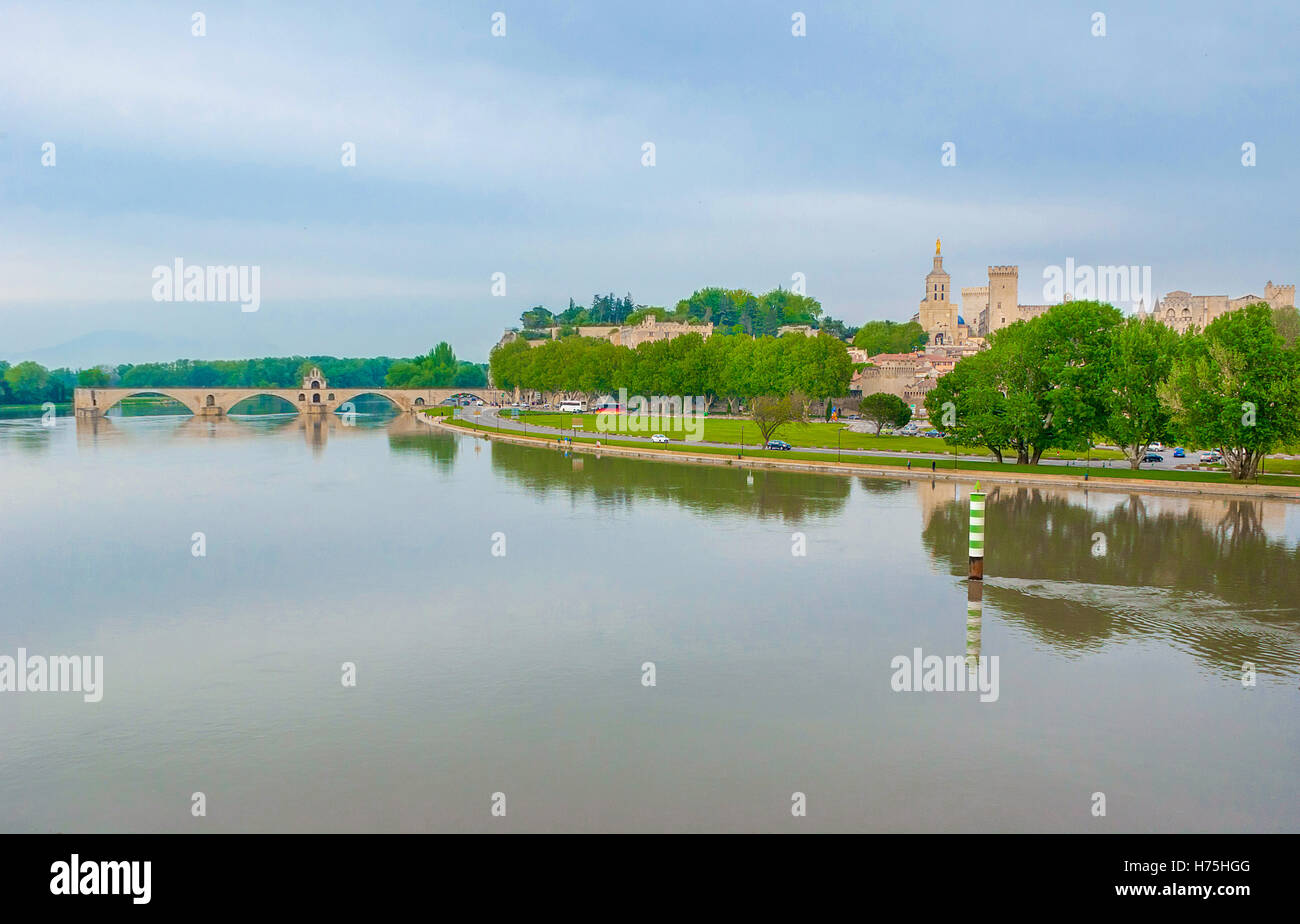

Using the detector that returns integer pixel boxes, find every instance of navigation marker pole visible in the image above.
[968,482,985,581]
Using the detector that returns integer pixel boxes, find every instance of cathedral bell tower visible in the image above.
[918,239,959,346]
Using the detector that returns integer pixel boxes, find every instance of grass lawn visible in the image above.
[434,415,1300,488]
[507,411,1128,460]
[0,402,72,419]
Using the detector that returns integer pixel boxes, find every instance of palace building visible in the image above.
[1138,282,1295,334]
[911,241,1292,344]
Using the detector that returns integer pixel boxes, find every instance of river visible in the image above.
[1,411,1297,832]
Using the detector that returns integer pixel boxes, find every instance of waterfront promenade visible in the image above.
[424,409,1300,502]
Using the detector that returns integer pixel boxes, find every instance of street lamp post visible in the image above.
[738,422,744,460]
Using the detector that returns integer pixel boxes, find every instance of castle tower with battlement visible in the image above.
[985,266,1019,336]
[1266,281,1296,310]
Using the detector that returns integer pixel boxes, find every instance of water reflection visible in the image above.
[4,416,1298,832]
[922,485,1300,677]
[74,410,410,450]
[387,424,459,470]
[486,438,871,523]
[0,418,57,454]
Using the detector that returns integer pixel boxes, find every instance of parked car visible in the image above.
[1173,447,1185,458]
[1199,451,1214,463]
[766,440,793,451]
[923,430,941,438]
[1142,453,1164,463]
[650,433,669,444]
[1149,442,1164,452]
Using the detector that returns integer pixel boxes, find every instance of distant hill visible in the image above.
[5,330,285,369]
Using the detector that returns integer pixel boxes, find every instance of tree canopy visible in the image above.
[490,329,853,411]
[926,299,1300,478]
[852,320,928,355]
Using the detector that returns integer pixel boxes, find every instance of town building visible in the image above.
[911,241,1295,344]
[496,317,713,351]
[611,316,713,348]
[849,350,950,419]
[1139,282,1295,334]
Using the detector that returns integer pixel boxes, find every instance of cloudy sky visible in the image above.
[2,0,1296,366]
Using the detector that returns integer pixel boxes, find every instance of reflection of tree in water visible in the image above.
[387,428,459,470]
[921,487,1300,676]
[5,423,56,453]
[487,439,869,523]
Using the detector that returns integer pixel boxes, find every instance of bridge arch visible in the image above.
[98,390,200,416]
[441,391,492,406]
[333,390,405,414]
[227,393,298,415]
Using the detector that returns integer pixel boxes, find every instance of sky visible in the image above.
[1,0,1297,366]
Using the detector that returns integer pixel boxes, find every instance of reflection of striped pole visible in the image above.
[968,482,985,580]
[966,580,983,669]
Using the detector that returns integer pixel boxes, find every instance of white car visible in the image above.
[650,434,669,443]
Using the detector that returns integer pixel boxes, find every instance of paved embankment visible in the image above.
[418,413,1300,502]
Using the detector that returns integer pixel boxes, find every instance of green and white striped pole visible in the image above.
[968,482,985,580]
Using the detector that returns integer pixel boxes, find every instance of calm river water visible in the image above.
[1,411,1297,832]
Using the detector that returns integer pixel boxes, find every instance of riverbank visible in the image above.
[0,403,70,419]
[422,412,1300,501]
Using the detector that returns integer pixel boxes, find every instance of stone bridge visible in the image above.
[74,385,507,418]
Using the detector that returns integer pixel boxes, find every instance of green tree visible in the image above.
[748,392,809,446]
[853,320,927,355]
[924,350,1012,461]
[77,366,112,387]
[859,392,912,435]
[1101,315,1179,468]
[1161,303,1300,480]
[520,306,555,330]
[1033,300,1123,452]
[4,361,50,404]
[1272,304,1300,348]
[818,316,858,341]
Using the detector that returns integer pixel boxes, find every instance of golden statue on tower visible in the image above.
[936,238,941,255]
